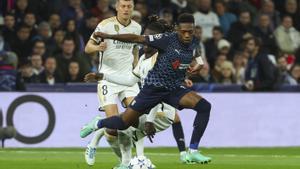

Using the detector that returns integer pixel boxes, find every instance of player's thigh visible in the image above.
[119,84,139,107]
[179,91,202,109]
[128,85,164,114]
[97,82,120,116]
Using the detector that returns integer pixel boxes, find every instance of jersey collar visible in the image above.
[116,16,132,27]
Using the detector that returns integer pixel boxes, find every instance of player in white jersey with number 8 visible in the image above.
[83,0,143,166]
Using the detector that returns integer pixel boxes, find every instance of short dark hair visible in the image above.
[62,36,75,43]
[177,13,194,24]
[245,36,262,48]
[213,26,223,34]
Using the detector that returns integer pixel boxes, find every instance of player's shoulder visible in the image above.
[98,16,117,27]
[129,19,142,31]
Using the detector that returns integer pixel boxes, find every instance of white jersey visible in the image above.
[91,16,142,76]
[132,52,176,125]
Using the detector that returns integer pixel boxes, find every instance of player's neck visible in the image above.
[116,15,131,27]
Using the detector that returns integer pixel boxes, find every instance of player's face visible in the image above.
[116,0,134,21]
[177,23,195,44]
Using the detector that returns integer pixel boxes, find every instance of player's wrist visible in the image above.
[95,72,104,81]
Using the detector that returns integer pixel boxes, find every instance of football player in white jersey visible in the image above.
[83,0,143,166]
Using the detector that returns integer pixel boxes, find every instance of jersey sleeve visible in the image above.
[90,23,104,43]
[132,55,144,78]
[144,33,170,51]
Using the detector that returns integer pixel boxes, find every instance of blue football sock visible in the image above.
[189,98,211,150]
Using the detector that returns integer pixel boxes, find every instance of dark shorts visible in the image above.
[129,84,192,114]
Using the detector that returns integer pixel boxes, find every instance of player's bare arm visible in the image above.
[84,72,104,82]
[84,39,107,54]
[93,32,146,44]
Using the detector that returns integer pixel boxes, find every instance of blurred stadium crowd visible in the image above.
[0,0,300,91]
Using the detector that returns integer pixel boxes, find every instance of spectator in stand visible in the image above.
[14,0,30,23]
[159,8,174,26]
[212,53,227,81]
[274,15,300,55]
[11,25,32,66]
[65,19,85,52]
[214,0,237,36]
[131,10,142,25]
[0,51,25,91]
[80,14,99,43]
[193,0,220,40]
[189,63,215,83]
[277,56,297,85]
[205,26,224,67]
[227,0,257,22]
[233,51,246,84]
[257,0,280,31]
[23,12,37,38]
[194,26,206,60]
[66,61,82,82]
[281,0,300,31]
[0,31,10,52]
[40,56,64,84]
[32,40,47,58]
[227,10,256,51]
[170,0,193,17]
[55,36,90,80]
[30,54,44,76]
[52,29,66,55]
[48,13,62,33]
[34,22,57,55]
[134,1,149,25]
[19,63,40,83]
[2,13,16,46]
[60,0,85,28]
[290,64,300,83]
[254,14,278,55]
[218,61,236,84]
[244,37,276,91]
[90,0,115,22]
[217,39,231,57]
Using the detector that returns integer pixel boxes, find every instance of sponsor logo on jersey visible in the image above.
[171,59,181,69]
[171,59,189,70]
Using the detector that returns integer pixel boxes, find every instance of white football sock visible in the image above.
[118,131,132,166]
[135,137,144,156]
[105,131,122,161]
[89,128,105,148]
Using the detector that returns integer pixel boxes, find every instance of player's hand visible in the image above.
[144,122,156,143]
[184,79,193,87]
[93,32,109,39]
[187,64,202,75]
[84,72,103,82]
[98,42,107,51]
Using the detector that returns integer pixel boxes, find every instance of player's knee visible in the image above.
[105,128,118,137]
[194,98,211,114]
[105,130,118,142]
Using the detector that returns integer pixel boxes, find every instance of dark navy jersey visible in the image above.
[144,32,198,90]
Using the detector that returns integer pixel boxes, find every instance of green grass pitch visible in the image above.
[1,147,300,169]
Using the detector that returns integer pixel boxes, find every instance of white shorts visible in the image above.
[121,103,176,141]
[97,80,139,107]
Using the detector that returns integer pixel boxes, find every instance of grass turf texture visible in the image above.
[0,147,300,169]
